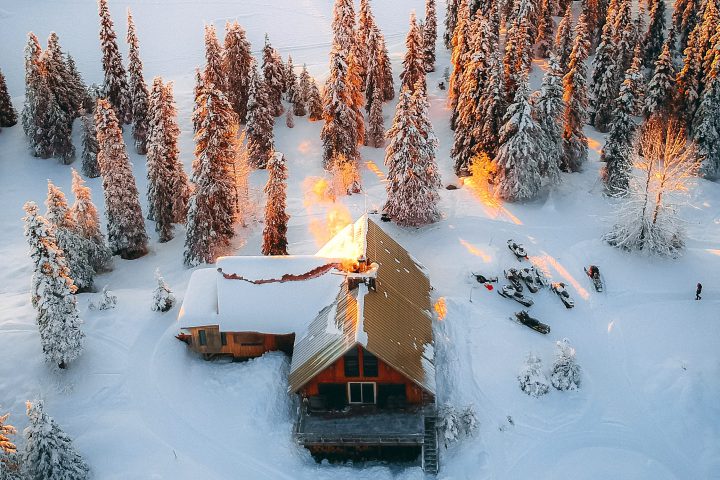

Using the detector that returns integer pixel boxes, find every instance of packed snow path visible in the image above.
[1,0,719,478]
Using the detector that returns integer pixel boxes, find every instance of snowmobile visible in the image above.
[497,284,534,307]
[503,268,524,291]
[550,282,575,308]
[519,267,546,293]
[507,239,528,260]
[584,265,604,292]
[509,310,551,334]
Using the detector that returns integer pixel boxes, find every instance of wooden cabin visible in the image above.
[177,215,439,473]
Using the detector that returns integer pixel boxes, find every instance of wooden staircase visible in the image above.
[422,414,439,474]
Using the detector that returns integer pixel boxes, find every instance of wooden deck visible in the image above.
[295,405,428,445]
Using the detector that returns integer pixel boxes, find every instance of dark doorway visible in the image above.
[377,384,407,408]
[275,333,295,355]
[318,383,347,410]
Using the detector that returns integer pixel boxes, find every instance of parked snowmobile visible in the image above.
[498,284,534,307]
[507,240,528,260]
[584,265,603,292]
[550,282,575,308]
[510,310,551,334]
[519,267,546,293]
[504,268,524,291]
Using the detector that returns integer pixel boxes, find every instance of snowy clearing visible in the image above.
[1,0,719,478]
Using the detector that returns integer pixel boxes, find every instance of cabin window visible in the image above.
[234,333,263,346]
[348,382,376,404]
[220,332,227,346]
[198,330,207,346]
[344,348,360,377]
[363,350,378,377]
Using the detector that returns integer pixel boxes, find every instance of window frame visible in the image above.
[362,350,379,377]
[198,329,207,346]
[343,348,360,377]
[220,332,227,346]
[347,382,376,404]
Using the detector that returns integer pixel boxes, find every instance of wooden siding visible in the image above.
[299,345,428,405]
[185,326,294,359]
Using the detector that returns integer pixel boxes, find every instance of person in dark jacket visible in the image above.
[696,283,702,300]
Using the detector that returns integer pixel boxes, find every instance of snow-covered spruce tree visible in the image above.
[377,26,395,102]
[437,404,478,448]
[293,66,308,117]
[561,15,591,173]
[126,9,150,155]
[624,44,646,116]
[356,0,375,86]
[401,12,427,95]
[643,0,667,68]
[23,400,89,480]
[550,338,582,390]
[43,33,83,122]
[604,117,699,257]
[503,0,534,102]
[45,100,75,164]
[366,84,385,148]
[184,85,237,267]
[424,0,438,72]
[262,152,289,256]
[613,0,636,75]
[0,68,17,129]
[675,0,701,53]
[444,0,460,49]
[203,25,226,95]
[223,21,253,123]
[493,78,543,201]
[79,115,100,178]
[384,85,442,226]
[448,0,471,130]
[70,169,112,272]
[347,51,366,149]
[22,33,55,159]
[246,66,275,169]
[601,67,638,196]
[151,269,175,312]
[518,353,550,397]
[95,98,148,259]
[147,78,190,241]
[536,0,555,58]
[0,412,22,480]
[321,48,359,171]
[451,16,485,177]
[285,109,295,128]
[23,202,85,369]
[532,54,564,185]
[284,55,296,99]
[98,0,131,124]
[45,182,95,291]
[590,16,618,133]
[307,77,324,121]
[262,36,285,117]
[692,53,720,179]
[65,55,90,116]
[364,24,384,113]
[477,50,506,161]
[554,4,574,73]
[643,38,676,118]
[89,285,117,311]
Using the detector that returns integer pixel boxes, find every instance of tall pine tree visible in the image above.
[561,15,591,172]
[95,98,148,259]
[262,152,289,255]
[223,21,253,123]
[246,66,275,169]
[0,68,17,128]
[184,85,237,266]
[262,36,285,117]
[644,38,676,118]
[23,202,85,369]
[424,0,438,72]
[98,0,131,123]
[532,54,565,185]
[203,25,226,94]
[601,66,638,195]
[590,16,619,132]
[80,115,100,178]
[70,169,112,272]
[400,12,427,94]
[643,0,667,68]
[692,46,720,179]
[126,9,150,154]
[22,401,89,479]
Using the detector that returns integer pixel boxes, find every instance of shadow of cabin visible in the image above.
[177,215,439,473]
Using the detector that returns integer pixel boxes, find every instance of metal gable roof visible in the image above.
[288,218,436,395]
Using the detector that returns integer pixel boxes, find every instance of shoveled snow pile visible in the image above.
[0,1,719,479]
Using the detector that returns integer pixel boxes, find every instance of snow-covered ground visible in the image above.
[1,0,719,478]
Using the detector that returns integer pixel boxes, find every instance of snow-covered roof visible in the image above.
[178,256,346,334]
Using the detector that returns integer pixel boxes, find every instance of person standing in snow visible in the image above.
[696,283,702,300]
